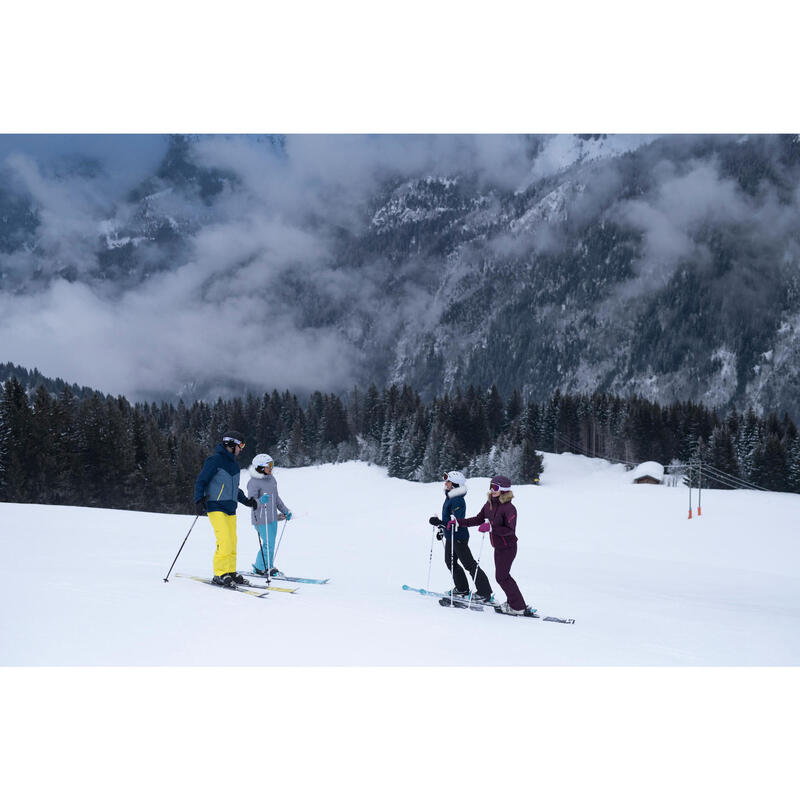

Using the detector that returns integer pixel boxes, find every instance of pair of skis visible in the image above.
[176,574,273,598]
[175,573,322,596]
[402,584,575,624]
[402,584,494,612]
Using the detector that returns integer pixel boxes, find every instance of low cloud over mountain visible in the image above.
[2,134,800,418]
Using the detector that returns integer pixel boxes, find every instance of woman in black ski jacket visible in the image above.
[428,470,493,602]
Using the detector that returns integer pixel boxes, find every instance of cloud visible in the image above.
[0,273,361,399]
[5,134,800,402]
[2,153,106,277]
[0,134,168,193]
[610,154,800,302]
[5,135,524,398]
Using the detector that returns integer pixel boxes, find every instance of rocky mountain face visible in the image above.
[2,134,800,417]
[376,135,800,419]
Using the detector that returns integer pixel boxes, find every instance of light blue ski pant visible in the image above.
[253,521,279,571]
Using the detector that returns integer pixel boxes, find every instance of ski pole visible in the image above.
[255,495,271,584]
[273,517,290,563]
[448,523,455,607]
[266,523,272,577]
[163,514,201,582]
[254,524,271,585]
[426,526,436,591]
[466,529,487,611]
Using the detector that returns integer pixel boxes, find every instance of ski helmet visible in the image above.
[489,475,511,492]
[252,453,274,473]
[444,470,466,487]
[221,430,246,448]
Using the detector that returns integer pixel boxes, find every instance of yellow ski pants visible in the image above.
[208,511,237,576]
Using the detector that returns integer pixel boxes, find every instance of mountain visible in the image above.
[2,134,800,416]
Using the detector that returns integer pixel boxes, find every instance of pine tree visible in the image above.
[0,378,33,502]
[786,432,800,493]
[439,431,461,477]
[486,384,504,436]
[520,437,543,483]
[707,425,739,489]
[751,434,788,491]
[399,407,427,480]
[505,388,523,428]
[28,385,59,503]
[420,419,446,482]
[140,420,174,510]
[288,412,307,466]
[735,409,762,481]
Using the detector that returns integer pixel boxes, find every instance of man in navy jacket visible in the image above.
[194,431,257,587]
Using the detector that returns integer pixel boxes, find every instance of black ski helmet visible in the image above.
[221,430,246,448]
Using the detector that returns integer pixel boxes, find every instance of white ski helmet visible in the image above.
[444,470,466,487]
[251,453,274,473]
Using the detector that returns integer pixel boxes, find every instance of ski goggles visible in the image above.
[490,482,508,492]
[255,462,274,473]
[223,437,245,449]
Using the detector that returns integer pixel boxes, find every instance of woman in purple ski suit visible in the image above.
[457,474,529,615]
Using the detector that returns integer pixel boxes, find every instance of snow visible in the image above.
[3,452,799,667]
[521,134,657,188]
[3,452,798,797]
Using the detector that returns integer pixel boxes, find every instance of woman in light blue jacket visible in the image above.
[247,453,292,576]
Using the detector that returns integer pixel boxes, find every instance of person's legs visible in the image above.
[253,523,269,572]
[209,511,237,576]
[444,537,469,593]
[493,543,526,610]
[454,539,493,597]
[266,520,278,566]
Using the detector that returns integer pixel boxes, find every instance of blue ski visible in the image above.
[402,584,496,607]
[242,571,328,585]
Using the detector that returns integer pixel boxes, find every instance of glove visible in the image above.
[446,519,457,532]
[435,525,445,541]
[285,511,292,520]
[429,516,443,526]
[478,522,491,533]
[247,496,258,509]
[195,499,207,516]
[259,493,271,504]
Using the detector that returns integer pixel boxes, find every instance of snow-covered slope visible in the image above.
[3,454,799,666]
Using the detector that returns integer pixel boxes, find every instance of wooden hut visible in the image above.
[631,461,664,485]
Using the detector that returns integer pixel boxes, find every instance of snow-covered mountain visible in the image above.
[3,134,800,415]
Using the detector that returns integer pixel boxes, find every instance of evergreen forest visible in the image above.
[2,369,800,514]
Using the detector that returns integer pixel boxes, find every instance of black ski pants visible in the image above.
[445,536,493,597]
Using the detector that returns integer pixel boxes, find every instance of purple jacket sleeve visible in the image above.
[458,502,489,528]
